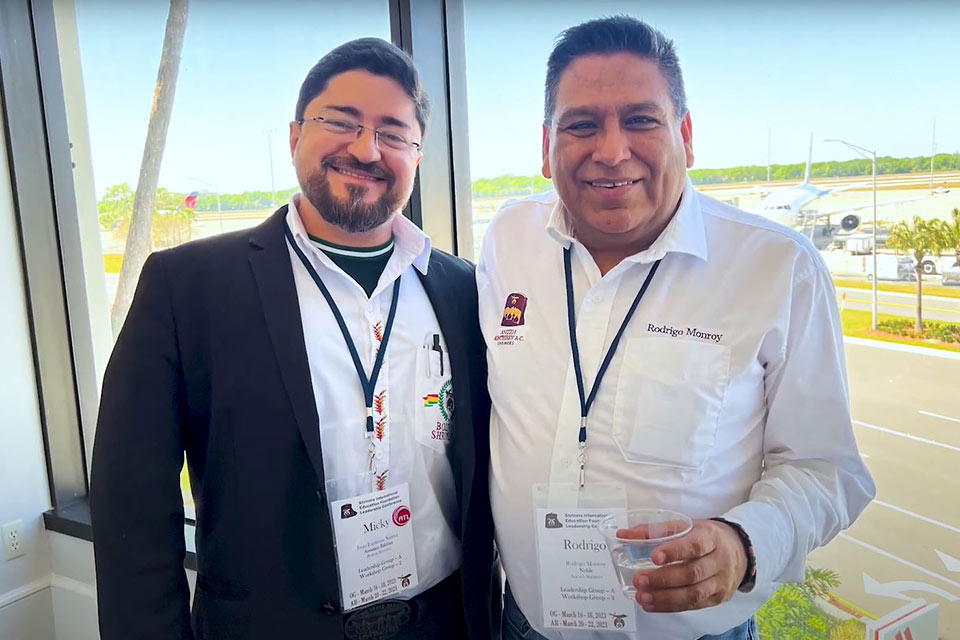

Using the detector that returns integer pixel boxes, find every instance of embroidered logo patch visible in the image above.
[501,293,528,327]
[438,380,454,421]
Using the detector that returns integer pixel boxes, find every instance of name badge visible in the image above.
[331,483,419,612]
[533,484,638,633]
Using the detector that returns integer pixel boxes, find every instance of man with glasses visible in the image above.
[92,38,496,639]
[477,17,875,639]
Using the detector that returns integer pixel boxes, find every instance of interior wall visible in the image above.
[0,91,56,639]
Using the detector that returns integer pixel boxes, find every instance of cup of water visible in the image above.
[597,509,693,598]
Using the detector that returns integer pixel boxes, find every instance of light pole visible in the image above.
[187,176,223,233]
[825,138,877,330]
[264,128,279,207]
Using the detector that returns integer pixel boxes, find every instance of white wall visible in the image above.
[0,93,56,639]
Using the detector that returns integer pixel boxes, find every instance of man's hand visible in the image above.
[631,519,746,613]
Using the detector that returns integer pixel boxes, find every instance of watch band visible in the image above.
[710,517,757,593]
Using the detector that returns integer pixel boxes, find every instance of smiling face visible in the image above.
[542,53,694,253]
[289,69,422,234]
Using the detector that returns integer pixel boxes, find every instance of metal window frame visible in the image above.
[2,0,475,528]
[391,0,474,259]
[0,0,90,511]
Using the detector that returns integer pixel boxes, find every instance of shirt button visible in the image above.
[560,457,571,466]
[376,451,385,460]
[592,294,603,303]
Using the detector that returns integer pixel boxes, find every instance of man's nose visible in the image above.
[591,123,631,167]
[346,127,382,164]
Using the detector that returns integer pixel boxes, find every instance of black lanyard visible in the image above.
[563,246,661,486]
[285,225,401,437]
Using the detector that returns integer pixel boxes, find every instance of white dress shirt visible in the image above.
[477,179,876,639]
[286,196,461,596]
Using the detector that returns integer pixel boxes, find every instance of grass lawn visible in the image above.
[840,308,960,352]
[833,277,960,299]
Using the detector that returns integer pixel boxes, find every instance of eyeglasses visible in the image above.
[296,115,422,155]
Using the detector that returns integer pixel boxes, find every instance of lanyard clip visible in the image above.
[577,441,587,488]
[365,407,374,437]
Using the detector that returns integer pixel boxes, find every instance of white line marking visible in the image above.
[838,533,960,592]
[853,419,960,453]
[872,500,960,535]
[843,336,960,360]
[919,410,960,424]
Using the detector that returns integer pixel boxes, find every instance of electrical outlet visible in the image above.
[2,520,26,561]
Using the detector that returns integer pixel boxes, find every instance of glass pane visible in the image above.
[464,2,960,638]
[64,0,392,508]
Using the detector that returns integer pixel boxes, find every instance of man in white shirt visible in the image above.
[92,38,496,640]
[477,17,875,640]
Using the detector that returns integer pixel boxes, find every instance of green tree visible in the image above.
[886,216,948,332]
[97,183,135,231]
[939,207,960,273]
[829,619,866,640]
[756,567,864,640]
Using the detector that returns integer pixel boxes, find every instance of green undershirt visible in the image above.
[309,234,395,298]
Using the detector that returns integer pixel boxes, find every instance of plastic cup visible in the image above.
[597,509,693,597]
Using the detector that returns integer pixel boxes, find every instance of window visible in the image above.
[463,2,960,638]
[62,0,393,510]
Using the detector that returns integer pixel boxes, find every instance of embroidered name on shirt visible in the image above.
[647,323,724,343]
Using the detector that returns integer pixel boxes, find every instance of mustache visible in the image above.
[322,157,391,180]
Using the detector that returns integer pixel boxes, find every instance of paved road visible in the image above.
[837,286,960,323]
[807,340,960,638]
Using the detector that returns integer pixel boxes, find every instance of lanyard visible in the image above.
[563,246,661,487]
[285,225,401,476]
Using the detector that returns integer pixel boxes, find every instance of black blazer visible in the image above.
[90,207,496,639]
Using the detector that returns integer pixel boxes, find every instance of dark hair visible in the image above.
[544,16,687,123]
[295,37,430,134]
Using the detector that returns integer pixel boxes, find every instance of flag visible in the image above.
[423,394,439,407]
[184,191,199,210]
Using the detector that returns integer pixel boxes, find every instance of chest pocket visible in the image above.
[414,343,454,454]
[613,337,730,471]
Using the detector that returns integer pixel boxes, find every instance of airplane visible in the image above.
[728,135,947,247]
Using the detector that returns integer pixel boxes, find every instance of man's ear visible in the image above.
[289,121,301,158]
[541,124,552,179]
[680,111,694,169]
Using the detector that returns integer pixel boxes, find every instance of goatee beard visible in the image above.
[301,165,403,234]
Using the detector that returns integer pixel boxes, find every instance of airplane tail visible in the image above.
[802,133,813,185]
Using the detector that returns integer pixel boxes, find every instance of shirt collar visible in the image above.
[286,194,432,275]
[546,177,708,264]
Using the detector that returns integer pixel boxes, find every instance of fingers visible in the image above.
[615,524,651,539]
[650,526,716,565]
[615,519,688,541]
[635,576,726,613]
[633,554,718,592]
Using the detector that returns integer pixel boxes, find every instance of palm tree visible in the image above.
[798,566,841,600]
[111,0,190,335]
[886,216,946,333]
[941,207,960,274]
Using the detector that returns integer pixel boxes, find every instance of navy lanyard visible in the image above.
[563,246,661,486]
[284,224,401,437]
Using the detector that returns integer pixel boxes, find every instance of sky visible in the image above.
[73,0,960,198]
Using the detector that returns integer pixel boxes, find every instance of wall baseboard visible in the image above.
[0,575,52,609]
[50,574,95,600]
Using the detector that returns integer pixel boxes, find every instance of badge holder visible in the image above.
[531,482,639,633]
[327,476,420,613]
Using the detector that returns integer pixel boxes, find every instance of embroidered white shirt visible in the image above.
[286,195,460,596]
[477,179,875,639]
